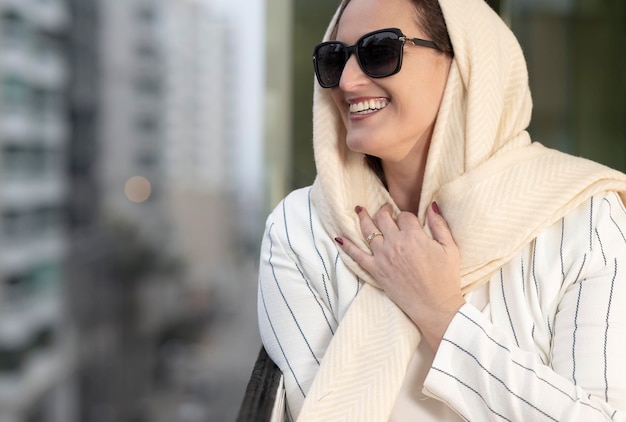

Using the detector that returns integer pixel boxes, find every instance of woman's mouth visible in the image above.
[349,98,390,115]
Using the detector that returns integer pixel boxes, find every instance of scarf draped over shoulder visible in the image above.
[300,0,626,419]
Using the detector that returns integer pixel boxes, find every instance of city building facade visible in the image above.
[0,0,76,420]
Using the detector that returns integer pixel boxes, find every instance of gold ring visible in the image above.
[366,231,383,245]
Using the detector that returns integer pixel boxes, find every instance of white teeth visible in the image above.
[349,98,389,114]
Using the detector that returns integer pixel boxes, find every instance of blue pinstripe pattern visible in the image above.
[458,314,578,403]
[500,269,520,347]
[440,324,609,419]
[457,310,510,353]
[546,317,553,342]
[596,228,608,266]
[571,254,588,384]
[589,197,595,251]
[604,197,626,244]
[604,258,617,402]
[532,240,540,296]
[307,189,332,285]
[267,223,321,366]
[430,367,508,421]
[260,256,307,397]
[281,200,336,333]
[440,338,560,421]
[509,358,576,402]
[560,218,566,280]
[520,255,526,296]
[321,274,334,317]
[259,190,626,419]
[572,282,582,385]
[455,308,612,416]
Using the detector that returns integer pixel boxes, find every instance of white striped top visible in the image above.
[257,187,626,421]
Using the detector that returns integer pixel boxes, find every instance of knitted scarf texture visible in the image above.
[300,0,626,419]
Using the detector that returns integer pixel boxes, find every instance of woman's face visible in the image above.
[330,0,452,165]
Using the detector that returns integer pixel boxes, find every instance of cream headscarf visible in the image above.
[301,0,626,420]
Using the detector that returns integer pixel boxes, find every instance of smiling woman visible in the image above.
[326,2,451,211]
[257,0,626,420]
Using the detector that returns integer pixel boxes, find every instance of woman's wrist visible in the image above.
[412,296,466,353]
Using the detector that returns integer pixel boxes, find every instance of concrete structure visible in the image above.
[0,0,270,419]
[98,0,167,238]
[160,0,238,287]
[0,0,76,421]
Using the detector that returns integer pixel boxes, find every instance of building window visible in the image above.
[1,209,23,240]
[136,115,159,133]
[33,30,64,62]
[2,145,23,179]
[136,3,157,25]
[0,11,29,45]
[0,346,24,374]
[32,88,64,119]
[136,43,159,61]
[4,272,33,301]
[135,150,158,168]
[31,262,62,293]
[33,206,63,234]
[31,326,56,352]
[2,145,61,180]
[1,76,31,112]
[135,75,161,97]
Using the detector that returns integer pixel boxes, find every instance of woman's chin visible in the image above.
[345,137,380,156]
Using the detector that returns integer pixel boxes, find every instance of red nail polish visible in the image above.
[334,237,344,245]
[432,201,441,215]
[355,206,363,214]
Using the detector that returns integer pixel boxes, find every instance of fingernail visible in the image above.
[334,237,344,245]
[355,206,363,214]
[432,201,441,215]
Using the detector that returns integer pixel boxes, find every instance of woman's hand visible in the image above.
[335,202,465,352]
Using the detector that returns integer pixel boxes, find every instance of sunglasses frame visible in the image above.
[313,27,438,88]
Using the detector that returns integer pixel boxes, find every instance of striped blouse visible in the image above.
[257,187,626,421]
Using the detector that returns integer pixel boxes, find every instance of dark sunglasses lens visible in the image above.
[358,31,401,77]
[315,43,347,87]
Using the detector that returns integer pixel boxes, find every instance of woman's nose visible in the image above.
[338,54,368,90]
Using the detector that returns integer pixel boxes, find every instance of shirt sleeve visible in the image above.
[257,189,345,419]
[423,193,626,421]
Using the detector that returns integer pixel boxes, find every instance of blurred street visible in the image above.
[146,261,261,422]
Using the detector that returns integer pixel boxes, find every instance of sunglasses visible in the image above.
[313,28,438,89]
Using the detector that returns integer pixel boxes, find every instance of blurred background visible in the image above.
[0,0,623,421]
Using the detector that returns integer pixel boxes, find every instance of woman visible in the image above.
[258,0,626,420]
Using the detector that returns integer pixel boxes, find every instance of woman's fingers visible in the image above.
[427,202,456,248]
[355,206,385,247]
[335,235,375,273]
[337,201,463,351]
[374,204,402,234]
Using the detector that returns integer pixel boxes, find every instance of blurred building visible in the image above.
[2,0,273,420]
[0,0,76,421]
[98,0,167,235]
[65,0,251,420]
[65,0,193,420]
[161,0,239,290]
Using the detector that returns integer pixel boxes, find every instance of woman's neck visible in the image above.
[382,138,431,215]
[384,163,425,215]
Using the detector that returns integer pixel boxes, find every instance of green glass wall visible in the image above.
[507,0,625,172]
